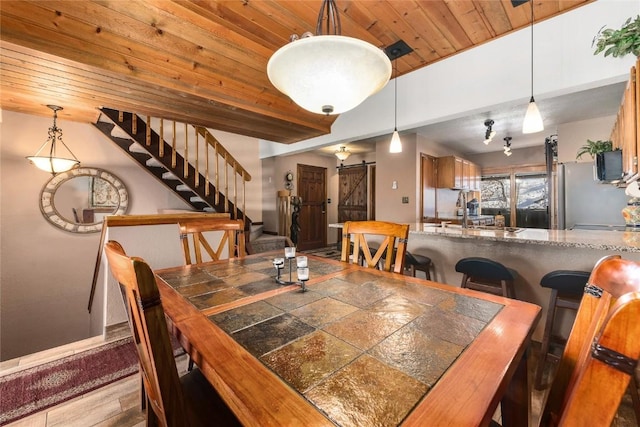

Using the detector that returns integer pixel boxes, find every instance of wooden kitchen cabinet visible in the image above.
[610,58,638,179]
[437,156,463,188]
[437,156,480,190]
[469,162,480,191]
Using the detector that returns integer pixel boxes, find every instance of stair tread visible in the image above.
[96,107,248,222]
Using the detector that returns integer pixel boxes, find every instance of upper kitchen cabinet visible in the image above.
[437,156,480,190]
[611,58,639,180]
[437,156,463,189]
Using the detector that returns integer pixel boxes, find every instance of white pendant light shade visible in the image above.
[522,97,544,134]
[267,35,391,115]
[26,105,80,175]
[27,156,79,174]
[389,129,402,153]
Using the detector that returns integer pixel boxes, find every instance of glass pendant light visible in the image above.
[267,0,391,115]
[389,59,402,153]
[522,0,544,134]
[26,105,80,174]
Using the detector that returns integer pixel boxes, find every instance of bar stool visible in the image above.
[454,257,517,298]
[533,269,590,390]
[405,252,433,280]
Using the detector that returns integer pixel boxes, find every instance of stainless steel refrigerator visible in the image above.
[557,162,628,230]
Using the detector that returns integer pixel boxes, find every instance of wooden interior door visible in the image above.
[296,164,327,251]
[338,164,368,223]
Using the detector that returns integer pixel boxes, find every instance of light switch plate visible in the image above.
[402,196,409,203]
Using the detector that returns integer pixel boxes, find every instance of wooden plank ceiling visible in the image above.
[0,0,590,144]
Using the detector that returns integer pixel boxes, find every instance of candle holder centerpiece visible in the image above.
[273,247,308,291]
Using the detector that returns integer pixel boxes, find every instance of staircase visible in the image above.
[94,108,251,225]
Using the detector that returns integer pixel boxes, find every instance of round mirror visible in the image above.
[40,167,129,233]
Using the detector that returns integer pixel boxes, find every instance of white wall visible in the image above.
[557,115,617,164]
[0,111,262,360]
[374,134,419,223]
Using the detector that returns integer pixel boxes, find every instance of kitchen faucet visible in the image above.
[457,189,468,229]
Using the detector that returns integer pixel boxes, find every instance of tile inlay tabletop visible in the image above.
[155,250,541,426]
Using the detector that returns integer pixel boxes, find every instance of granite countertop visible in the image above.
[429,214,495,221]
[329,223,640,253]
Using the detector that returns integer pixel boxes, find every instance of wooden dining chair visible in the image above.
[104,240,240,427]
[178,218,245,264]
[340,220,409,274]
[539,255,640,426]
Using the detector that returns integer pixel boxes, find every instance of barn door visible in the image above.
[338,164,368,223]
[296,164,327,251]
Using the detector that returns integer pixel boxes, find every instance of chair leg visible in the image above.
[140,372,146,411]
[630,375,640,425]
[460,274,469,289]
[535,290,558,389]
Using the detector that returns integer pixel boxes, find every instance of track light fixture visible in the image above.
[483,119,496,145]
[503,136,513,156]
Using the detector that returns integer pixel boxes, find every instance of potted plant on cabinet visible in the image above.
[592,15,640,58]
[576,139,613,160]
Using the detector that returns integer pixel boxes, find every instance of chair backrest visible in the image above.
[178,218,245,264]
[104,240,188,426]
[340,220,409,274]
[541,255,640,426]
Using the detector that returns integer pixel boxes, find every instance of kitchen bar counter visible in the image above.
[329,222,640,341]
[411,223,640,253]
[330,222,640,253]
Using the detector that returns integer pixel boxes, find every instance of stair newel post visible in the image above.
[183,123,188,179]
[171,121,177,168]
[224,152,229,213]
[195,130,200,188]
[242,173,247,221]
[159,119,164,157]
[233,163,238,219]
[214,138,220,205]
[204,129,210,197]
[145,116,151,146]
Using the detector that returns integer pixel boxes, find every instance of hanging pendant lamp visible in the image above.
[389,59,402,153]
[522,0,544,134]
[267,0,391,115]
[26,105,80,175]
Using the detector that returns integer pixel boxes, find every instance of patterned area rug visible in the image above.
[301,246,342,261]
[0,337,138,425]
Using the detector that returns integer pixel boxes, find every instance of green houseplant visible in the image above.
[592,15,640,58]
[576,139,613,160]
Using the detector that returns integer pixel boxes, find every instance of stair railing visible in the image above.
[116,112,251,219]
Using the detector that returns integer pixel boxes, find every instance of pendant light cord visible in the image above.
[394,60,398,130]
[530,0,534,101]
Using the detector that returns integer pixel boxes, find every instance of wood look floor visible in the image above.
[1,327,637,427]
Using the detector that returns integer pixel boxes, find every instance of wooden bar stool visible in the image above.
[454,257,517,298]
[533,269,590,390]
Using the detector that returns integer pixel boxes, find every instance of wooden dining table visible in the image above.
[155,251,541,427]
